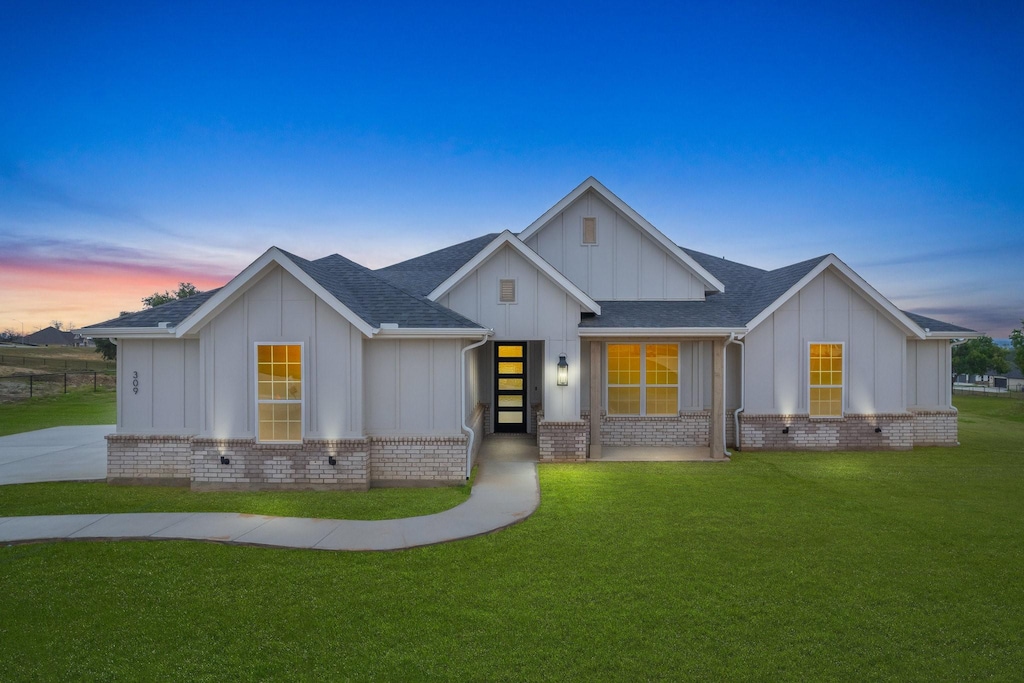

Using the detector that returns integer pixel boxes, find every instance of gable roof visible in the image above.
[424,231,601,314]
[376,233,498,296]
[901,311,980,338]
[80,290,220,334]
[518,177,726,294]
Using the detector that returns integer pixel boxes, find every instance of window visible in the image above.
[499,278,516,303]
[582,216,598,244]
[607,343,678,415]
[257,343,303,442]
[809,343,843,417]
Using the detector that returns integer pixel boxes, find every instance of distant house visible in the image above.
[988,362,1024,392]
[23,326,84,347]
[82,178,979,491]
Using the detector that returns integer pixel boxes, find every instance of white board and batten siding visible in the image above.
[199,265,364,440]
[364,338,462,436]
[522,189,705,301]
[118,338,200,434]
[439,243,582,421]
[743,269,906,415]
[907,340,953,409]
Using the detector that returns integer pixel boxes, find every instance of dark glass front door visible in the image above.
[494,342,527,433]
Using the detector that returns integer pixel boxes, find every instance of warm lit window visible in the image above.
[607,343,678,415]
[257,344,303,442]
[809,343,843,417]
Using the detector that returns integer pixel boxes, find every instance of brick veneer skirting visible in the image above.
[370,436,467,486]
[536,416,588,462]
[106,433,470,489]
[739,413,914,451]
[107,434,191,486]
[909,409,959,446]
[191,438,371,491]
[598,411,712,447]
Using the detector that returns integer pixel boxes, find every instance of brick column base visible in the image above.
[537,418,588,462]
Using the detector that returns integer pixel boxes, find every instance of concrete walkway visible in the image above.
[0,432,540,551]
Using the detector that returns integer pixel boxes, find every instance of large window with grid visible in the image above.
[256,343,303,442]
[809,343,843,417]
[607,343,679,416]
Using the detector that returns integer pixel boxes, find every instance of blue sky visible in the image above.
[1,0,1021,336]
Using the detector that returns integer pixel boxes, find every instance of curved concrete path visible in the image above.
[0,432,540,551]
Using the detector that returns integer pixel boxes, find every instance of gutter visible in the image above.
[727,334,745,452]
[461,332,493,479]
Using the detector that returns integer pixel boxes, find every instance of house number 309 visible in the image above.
[132,371,139,395]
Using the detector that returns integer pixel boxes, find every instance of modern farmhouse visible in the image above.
[82,178,976,489]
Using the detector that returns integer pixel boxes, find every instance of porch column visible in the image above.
[710,337,726,458]
[589,340,602,459]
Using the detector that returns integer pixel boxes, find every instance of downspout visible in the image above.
[723,333,736,457]
[462,333,493,479]
[949,337,969,412]
[728,334,745,452]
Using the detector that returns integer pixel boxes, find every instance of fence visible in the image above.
[0,354,115,372]
[0,371,116,401]
[953,385,1024,398]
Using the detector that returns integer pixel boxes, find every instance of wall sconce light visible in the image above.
[782,426,790,434]
[874,427,882,433]
[219,456,230,465]
[328,456,337,466]
[557,353,569,386]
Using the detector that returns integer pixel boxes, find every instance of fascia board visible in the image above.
[744,256,927,340]
[78,328,177,338]
[427,231,601,314]
[579,327,746,337]
[924,331,984,340]
[175,247,376,338]
[518,177,725,294]
[374,328,492,338]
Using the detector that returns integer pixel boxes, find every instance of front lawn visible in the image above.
[1,395,1022,680]
[0,388,116,436]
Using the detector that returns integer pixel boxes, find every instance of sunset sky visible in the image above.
[1,1,1021,338]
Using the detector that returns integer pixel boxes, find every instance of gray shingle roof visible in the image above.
[284,250,485,329]
[901,311,975,334]
[375,233,499,295]
[82,289,220,330]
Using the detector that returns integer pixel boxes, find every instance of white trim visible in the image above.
[374,328,491,338]
[427,231,601,314]
[518,177,725,293]
[923,331,984,340]
[176,247,376,338]
[744,255,926,339]
[79,328,177,338]
[579,327,745,338]
[254,341,305,444]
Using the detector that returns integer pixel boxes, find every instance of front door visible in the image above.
[494,342,527,433]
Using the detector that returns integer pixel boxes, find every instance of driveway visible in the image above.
[0,425,112,485]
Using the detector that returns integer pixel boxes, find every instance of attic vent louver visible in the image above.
[499,279,516,303]
[582,216,597,244]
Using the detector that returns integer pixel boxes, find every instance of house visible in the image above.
[987,361,1024,392]
[80,178,978,490]
[23,326,83,347]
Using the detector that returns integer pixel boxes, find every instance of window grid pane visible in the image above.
[607,343,678,415]
[809,344,843,417]
[257,344,302,442]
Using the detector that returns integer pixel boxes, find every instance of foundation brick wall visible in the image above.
[739,413,914,451]
[598,411,711,447]
[106,434,191,484]
[910,409,959,446]
[191,438,370,491]
[369,436,467,484]
[536,414,588,462]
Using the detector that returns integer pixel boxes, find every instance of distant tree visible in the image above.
[1010,321,1024,372]
[51,320,64,330]
[143,282,200,308]
[952,336,1009,376]
[94,338,117,361]
[0,328,17,342]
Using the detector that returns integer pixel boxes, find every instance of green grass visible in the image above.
[0,388,116,436]
[1,396,1022,680]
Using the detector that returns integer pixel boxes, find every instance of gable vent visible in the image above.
[582,216,597,244]
[499,278,516,303]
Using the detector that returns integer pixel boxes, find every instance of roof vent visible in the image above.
[582,216,597,245]
[499,279,516,303]
[157,322,172,329]
[379,322,399,329]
